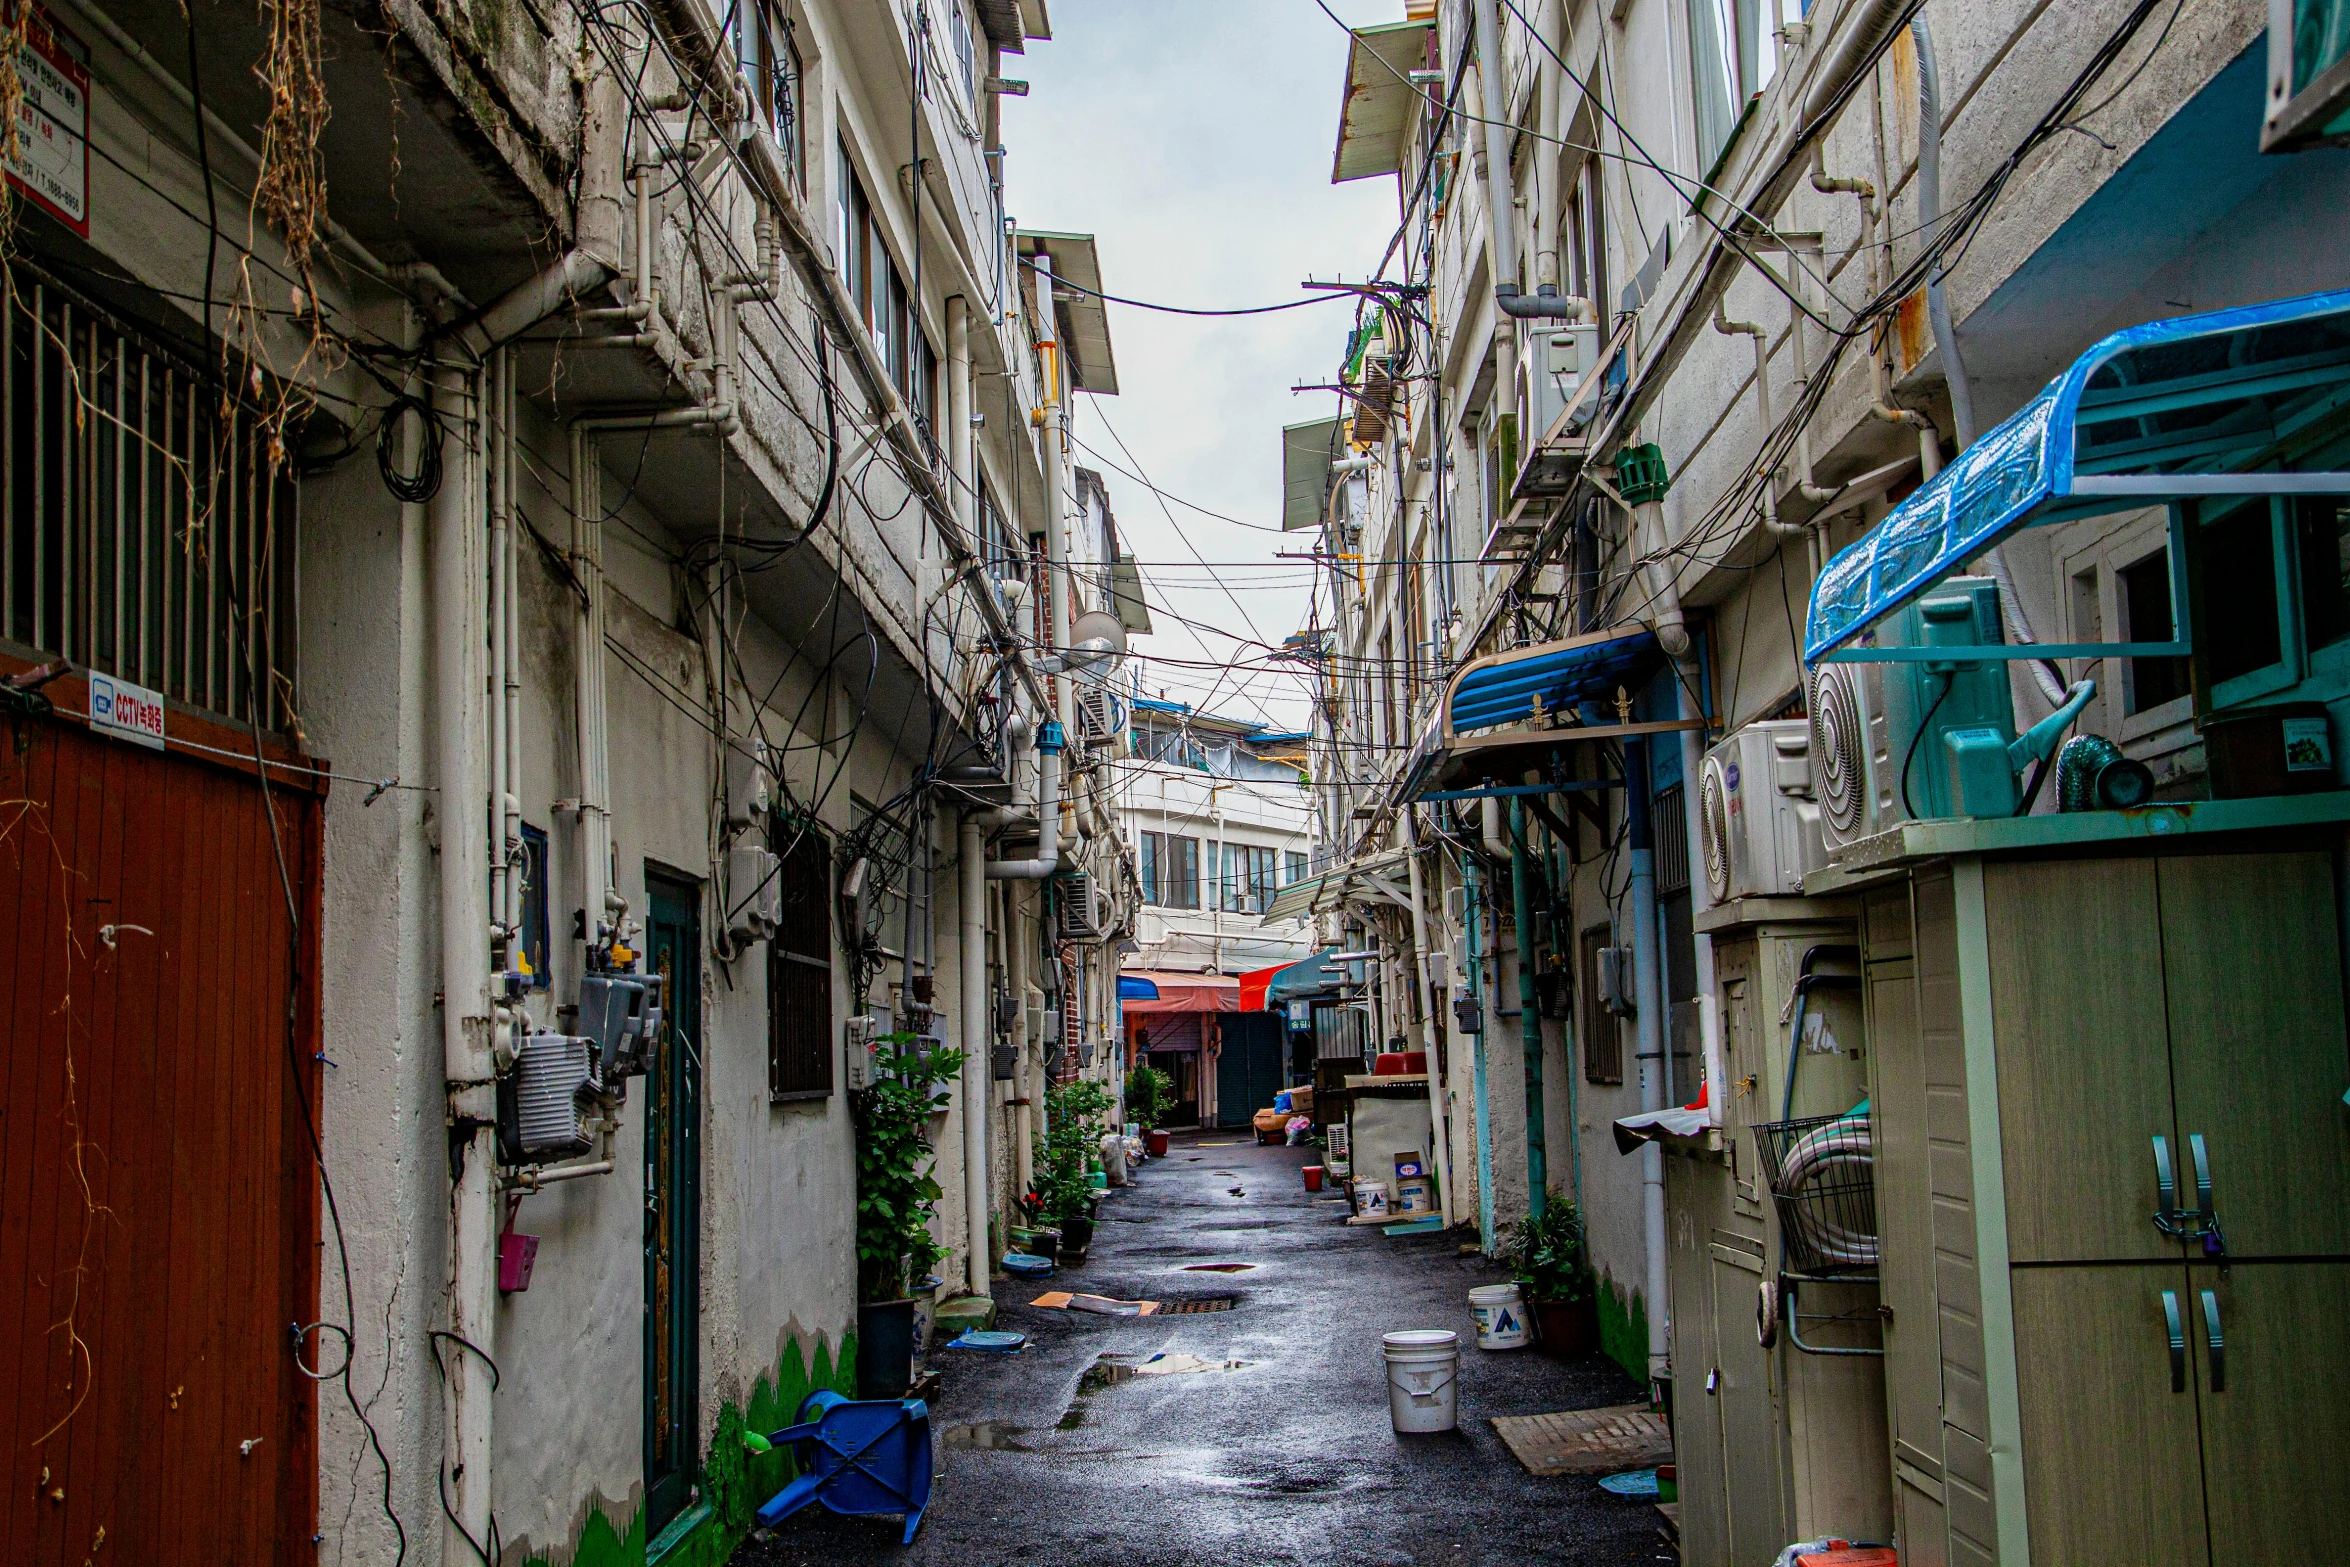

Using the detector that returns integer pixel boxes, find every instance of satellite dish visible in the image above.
[1064,609,1129,682]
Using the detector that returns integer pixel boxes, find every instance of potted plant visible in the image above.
[1031,1078,1112,1257]
[852,1032,965,1397]
[1502,1191,1598,1356]
[1125,1064,1174,1156]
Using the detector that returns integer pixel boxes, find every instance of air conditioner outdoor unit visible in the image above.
[1075,685,1130,756]
[1056,870,1108,940]
[1811,576,2018,854]
[1700,721,1826,902]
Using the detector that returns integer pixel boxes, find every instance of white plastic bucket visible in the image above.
[1468,1283,1529,1350]
[1395,1179,1433,1214]
[1356,1181,1390,1216]
[1383,1329,1461,1432]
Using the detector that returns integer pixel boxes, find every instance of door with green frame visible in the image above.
[644,870,703,1537]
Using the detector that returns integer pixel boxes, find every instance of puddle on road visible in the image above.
[1059,1351,1255,1428]
[942,1421,1035,1452]
[1180,1262,1256,1272]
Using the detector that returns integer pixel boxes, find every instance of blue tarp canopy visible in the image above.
[1807,289,2350,663]
[1117,975,1160,1002]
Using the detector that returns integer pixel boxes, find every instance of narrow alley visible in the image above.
[740,1134,1665,1567]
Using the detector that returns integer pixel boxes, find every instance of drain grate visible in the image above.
[1158,1297,1236,1314]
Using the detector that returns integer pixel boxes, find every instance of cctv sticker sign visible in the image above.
[5,12,89,237]
[89,672,165,750]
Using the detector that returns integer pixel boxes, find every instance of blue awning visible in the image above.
[1806,288,2350,663]
[1445,626,1660,733]
[1117,975,1160,1002]
[1390,624,1678,801]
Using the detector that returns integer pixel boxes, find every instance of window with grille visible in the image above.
[1581,925,1622,1085]
[768,815,835,1100]
[3,261,298,731]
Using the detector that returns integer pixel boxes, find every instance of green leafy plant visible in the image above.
[1124,1064,1173,1130]
[852,1032,966,1304]
[1031,1077,1113,1224]
[1502,1191,1594,1306]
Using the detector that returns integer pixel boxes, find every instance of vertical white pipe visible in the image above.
[960,814,993,1297]
[572,426,612,938]
[1678,668,1722,1126]
[1402,810,1457,1229]
[949,296,973,536]
[503,358,523,939]
[1627,742,1669,1393]
[434,359,496,1561]
[488,350,509,950]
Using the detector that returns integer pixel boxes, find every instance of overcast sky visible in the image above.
[1000,0,1403,732]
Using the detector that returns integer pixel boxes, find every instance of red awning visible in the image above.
[1117,970,1240,1014]
[1237,962,1286,1013]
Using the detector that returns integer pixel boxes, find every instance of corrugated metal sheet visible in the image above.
[1334,20,1436,183]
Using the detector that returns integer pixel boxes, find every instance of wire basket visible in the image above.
[1751,1112,1879,1277]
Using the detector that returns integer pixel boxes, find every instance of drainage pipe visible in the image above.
[1401,809,1457,1229]
[959,813,993,1298]
[1463,853,1498,1249]
[432,354,498,1565]
[1508,802,1548,1219]
[990,257,1070,880]
[1624,739,1669,1392]
[1473,0,1587,323]
[1713,302,1806,545]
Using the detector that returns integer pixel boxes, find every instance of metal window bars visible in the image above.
[1751,1111,1885,1358]
[4,262,299,733]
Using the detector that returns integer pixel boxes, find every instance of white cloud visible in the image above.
[1001,0,1402,729]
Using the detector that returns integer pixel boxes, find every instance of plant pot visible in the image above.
[1146,1128,1171,1157]
[1531,1298,1599,1358]
[857,1298,918,1398]
[1056,1215,1095,1256]
[1010,1226,1061,1262]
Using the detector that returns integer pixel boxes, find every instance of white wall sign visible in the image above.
[6,14,89,237]
[89,671,165,750]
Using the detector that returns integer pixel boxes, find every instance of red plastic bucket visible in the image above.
[1303,1165,1325,1192]
[1147,1128,1171,1157]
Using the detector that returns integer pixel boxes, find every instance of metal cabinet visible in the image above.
[1662,903,1893,1565]
[1848,821,2350,1567]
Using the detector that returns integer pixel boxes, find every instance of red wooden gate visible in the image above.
[0,670,322,1565]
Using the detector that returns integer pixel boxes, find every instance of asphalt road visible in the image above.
[735,1131,1670,1567]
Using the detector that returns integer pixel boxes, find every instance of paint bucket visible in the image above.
[1395,1178,1433,1214]
[1355,1181,1389,1216]
[1468,1283,1529,1351]
[1382,1329,1461,1433]
[1303,1165,1325,1192]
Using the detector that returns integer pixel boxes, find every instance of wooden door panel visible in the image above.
[1986,860,2179,1262]
[2011,1266,2206,1567]
[2157,853,2350,1258]
[0,717,320,1567]
[2190,1262,2350,1561]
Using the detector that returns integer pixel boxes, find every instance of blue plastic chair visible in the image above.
[757,1389,933,1544]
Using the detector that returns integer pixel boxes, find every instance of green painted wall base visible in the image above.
[1596,1272,1647,1386]
[519,1333,857,1567]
